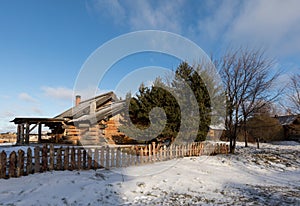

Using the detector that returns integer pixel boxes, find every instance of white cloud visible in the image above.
[42,86,74,101]
[18,92,37,103]
[88,0,184,33]
[226,0,300,55]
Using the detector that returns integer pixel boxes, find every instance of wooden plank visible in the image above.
[34,147,40,173]
[0,151,7,178]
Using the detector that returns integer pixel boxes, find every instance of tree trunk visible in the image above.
[244,119,248,147]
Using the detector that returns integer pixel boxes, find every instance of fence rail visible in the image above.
[0,142,228,179]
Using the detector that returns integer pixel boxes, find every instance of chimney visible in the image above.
[75,95,81,106]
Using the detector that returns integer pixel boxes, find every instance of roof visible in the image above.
[11,117,65,124]
[55,91,119,119]
[70,101,125,124]
[275,115,299,125]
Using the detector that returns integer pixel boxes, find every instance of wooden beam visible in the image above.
[38,123,42,144]
[20,124,24,144]
[25,123,30,144]
[17,124,21,143]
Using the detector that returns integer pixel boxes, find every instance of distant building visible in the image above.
[275,114,300,141]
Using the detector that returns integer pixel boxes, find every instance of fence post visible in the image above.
[77,148,82,170]
[16,149,24,177]
[116,147,121,167]
[64,147,69,170]
[82,149,87,169]
[139,148,143,165]
[111,148,115,168]
[0,151,7,178]
[121,148,126,167]
[9,151,17,178]
[26,148,32,175]
[100,146,105,168]
[87,149,92,170]
[41,145,48,172]
[49,144,54,171]
[105,146,110,169]
[34,146,40,173]
[56,147,62,170]
[70,147,76,171]
[94,148,99,169]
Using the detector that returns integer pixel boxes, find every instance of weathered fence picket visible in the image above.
[0,142,228,179]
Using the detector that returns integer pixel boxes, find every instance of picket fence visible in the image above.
[0,142,228,179]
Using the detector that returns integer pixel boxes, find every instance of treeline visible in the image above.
[118,47,300,153]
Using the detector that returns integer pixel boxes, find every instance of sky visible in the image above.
[0,0,300,132]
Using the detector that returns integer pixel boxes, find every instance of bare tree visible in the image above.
[287,74,300,114]
[218,48,281,153]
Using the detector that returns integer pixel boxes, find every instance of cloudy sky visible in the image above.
[0,0,300,132]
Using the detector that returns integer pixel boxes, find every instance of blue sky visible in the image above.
[0,0,300,132]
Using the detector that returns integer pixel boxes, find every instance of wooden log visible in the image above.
[0,151,7,178]
[34,147,40,173]
[9,151,17,178]
[56,147,62,170]
[17,149,24,177]
[49,145,54,171]
[64,147,69,170]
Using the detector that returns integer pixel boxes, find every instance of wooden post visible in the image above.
[77,148,82,170]
[17,149,24,177]
[105,146,110,169]
[49,145,54,171]
[116,148,121,168]
[121,148,126,167]
[64,147,69,170]
[34,147,40,173]
[100,146,105,168]
[26,148,33,175]
[17,124,21,144]
[41,145,48,172]
[82,149,87,169]
[0,151,7,178]
[9,151,17,178]
[38,123,42,144]
[138,148,143,165]
[87,149,92,170]
[20,124,24,144]
[56,147,62,170]
[25,123,30,144]
[148,144,152,162]
[144,147,148,163]
[70,147,75,171]
[111,148,115,168]
[94,148,99,169]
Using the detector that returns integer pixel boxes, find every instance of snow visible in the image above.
[0,141,299,205]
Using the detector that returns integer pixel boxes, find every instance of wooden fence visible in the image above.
[0,142,228,179]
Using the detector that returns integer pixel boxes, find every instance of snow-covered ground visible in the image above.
[0,141,299,205]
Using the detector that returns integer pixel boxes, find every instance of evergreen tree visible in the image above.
[119,62,211,144]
